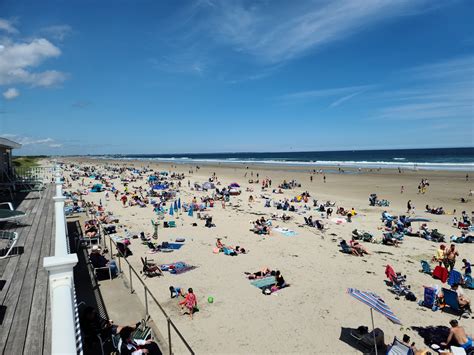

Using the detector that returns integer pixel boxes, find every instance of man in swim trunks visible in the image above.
[444,244,459,271]
[441,319,472,350]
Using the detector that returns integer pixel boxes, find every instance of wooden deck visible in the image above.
[0,185,54,354]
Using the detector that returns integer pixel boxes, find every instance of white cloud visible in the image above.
[0,36,67,87]
[2,87,20,100]
[40,25,73,41]
[198,0,436,64]
[2,134,61,146]
[0,18,18,34]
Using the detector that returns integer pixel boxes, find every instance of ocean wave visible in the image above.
[94,156,474,171]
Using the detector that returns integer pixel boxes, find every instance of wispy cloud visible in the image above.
[72,100,92,109]
[198,0,439,64]
[3,134,62,148]
[372,56,474,121]
[2,87,20,100]
[280,85,373,105]
[40,25,73,41]
[0,18,18,34]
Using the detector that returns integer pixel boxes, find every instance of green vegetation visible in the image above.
[12,156,41,169]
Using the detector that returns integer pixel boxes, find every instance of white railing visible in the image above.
[43,167,80,355]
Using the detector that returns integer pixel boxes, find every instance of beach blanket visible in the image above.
[162,243,183,250]
[447,269,462,286]
[160,261,196,275]
[250,276,276,289]
[273,227,298,237]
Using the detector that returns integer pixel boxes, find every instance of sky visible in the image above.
[0,0,473,155]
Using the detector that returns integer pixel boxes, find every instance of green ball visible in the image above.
[207,296,214,304]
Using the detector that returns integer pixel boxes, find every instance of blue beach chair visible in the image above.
[420,260,432,274]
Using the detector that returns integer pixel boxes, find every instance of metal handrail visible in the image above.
[98,223,194,355]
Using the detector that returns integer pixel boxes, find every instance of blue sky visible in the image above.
[0,0,473,155]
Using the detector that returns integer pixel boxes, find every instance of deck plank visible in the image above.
[5,192,51,353]
[24,191,54,355]
[0,188,51,353]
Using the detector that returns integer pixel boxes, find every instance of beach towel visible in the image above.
[273,227,298,237]
[161,243,183,250]
[432,265,449,283]
[447,270,462,286]
[160,261,196,275]
[250,276,276,289]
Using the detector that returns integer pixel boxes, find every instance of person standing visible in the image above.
[406,200,412,213]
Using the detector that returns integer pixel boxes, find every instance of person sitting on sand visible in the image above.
[274,270,287,289]
[350,238,371,255]
[441,319,472,351]
[451,284,471,312]
[462,258,472,276]
[179,288,197,319]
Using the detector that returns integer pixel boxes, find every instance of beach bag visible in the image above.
[405,291,417,302]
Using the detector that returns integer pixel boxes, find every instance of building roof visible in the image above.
[0,137,22,149]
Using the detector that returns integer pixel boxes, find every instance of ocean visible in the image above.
[96,147,474,171]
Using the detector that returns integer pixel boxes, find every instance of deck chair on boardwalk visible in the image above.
[420,260,432,274]
[0,231,18,259]
[112,321,153,352]
[19,181,45,199]
[0,202,26,223]
[387,337,415,355]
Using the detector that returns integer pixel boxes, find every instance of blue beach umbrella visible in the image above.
[169,205,174,216]
[188,205,193,217]
[347,288,401,355]
[178,198,181,210]
[174,200,178,210]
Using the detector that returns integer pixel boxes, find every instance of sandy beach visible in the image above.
[63,158,474,354]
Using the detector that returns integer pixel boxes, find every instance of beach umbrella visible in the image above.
[188,205,193,217]
[347,288,401,355]
[169,205,174,216]
[174,200,178,210]
[178,198,181,210]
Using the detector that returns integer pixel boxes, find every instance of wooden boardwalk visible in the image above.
[0,185,54,355]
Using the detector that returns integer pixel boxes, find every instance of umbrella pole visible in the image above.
[370,308,378,355]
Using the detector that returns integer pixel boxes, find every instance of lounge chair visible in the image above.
[19,181,45,199]
[0,231,19,259]
[441,288,471,317]
[420,260,432,274]
[140,257,162,278]
[339,241,354,254]
[447,270,463,286]
[386,337,415,355]
[0,202,27,223]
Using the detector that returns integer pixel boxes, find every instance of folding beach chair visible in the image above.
[0,202,26,223]
[441,288,470,317]
[19,181,45,199]
[447,270,462,286]
[464,274,474,289]
[387,337,415,355]
[140,257,162,278]
[0,231,18,259]
[418,286,437,309]
[432,265,449,283]
[420,260,432,274]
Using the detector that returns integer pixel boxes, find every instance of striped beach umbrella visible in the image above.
[347,288,401,324]
[347,288,401,355]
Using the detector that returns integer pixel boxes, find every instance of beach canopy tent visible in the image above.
[229,183,240,188]
[347,288,401,355]
[202,182,215,190]
[90,184,103,192]
[148,176,158,182]
[159,171,168,176]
